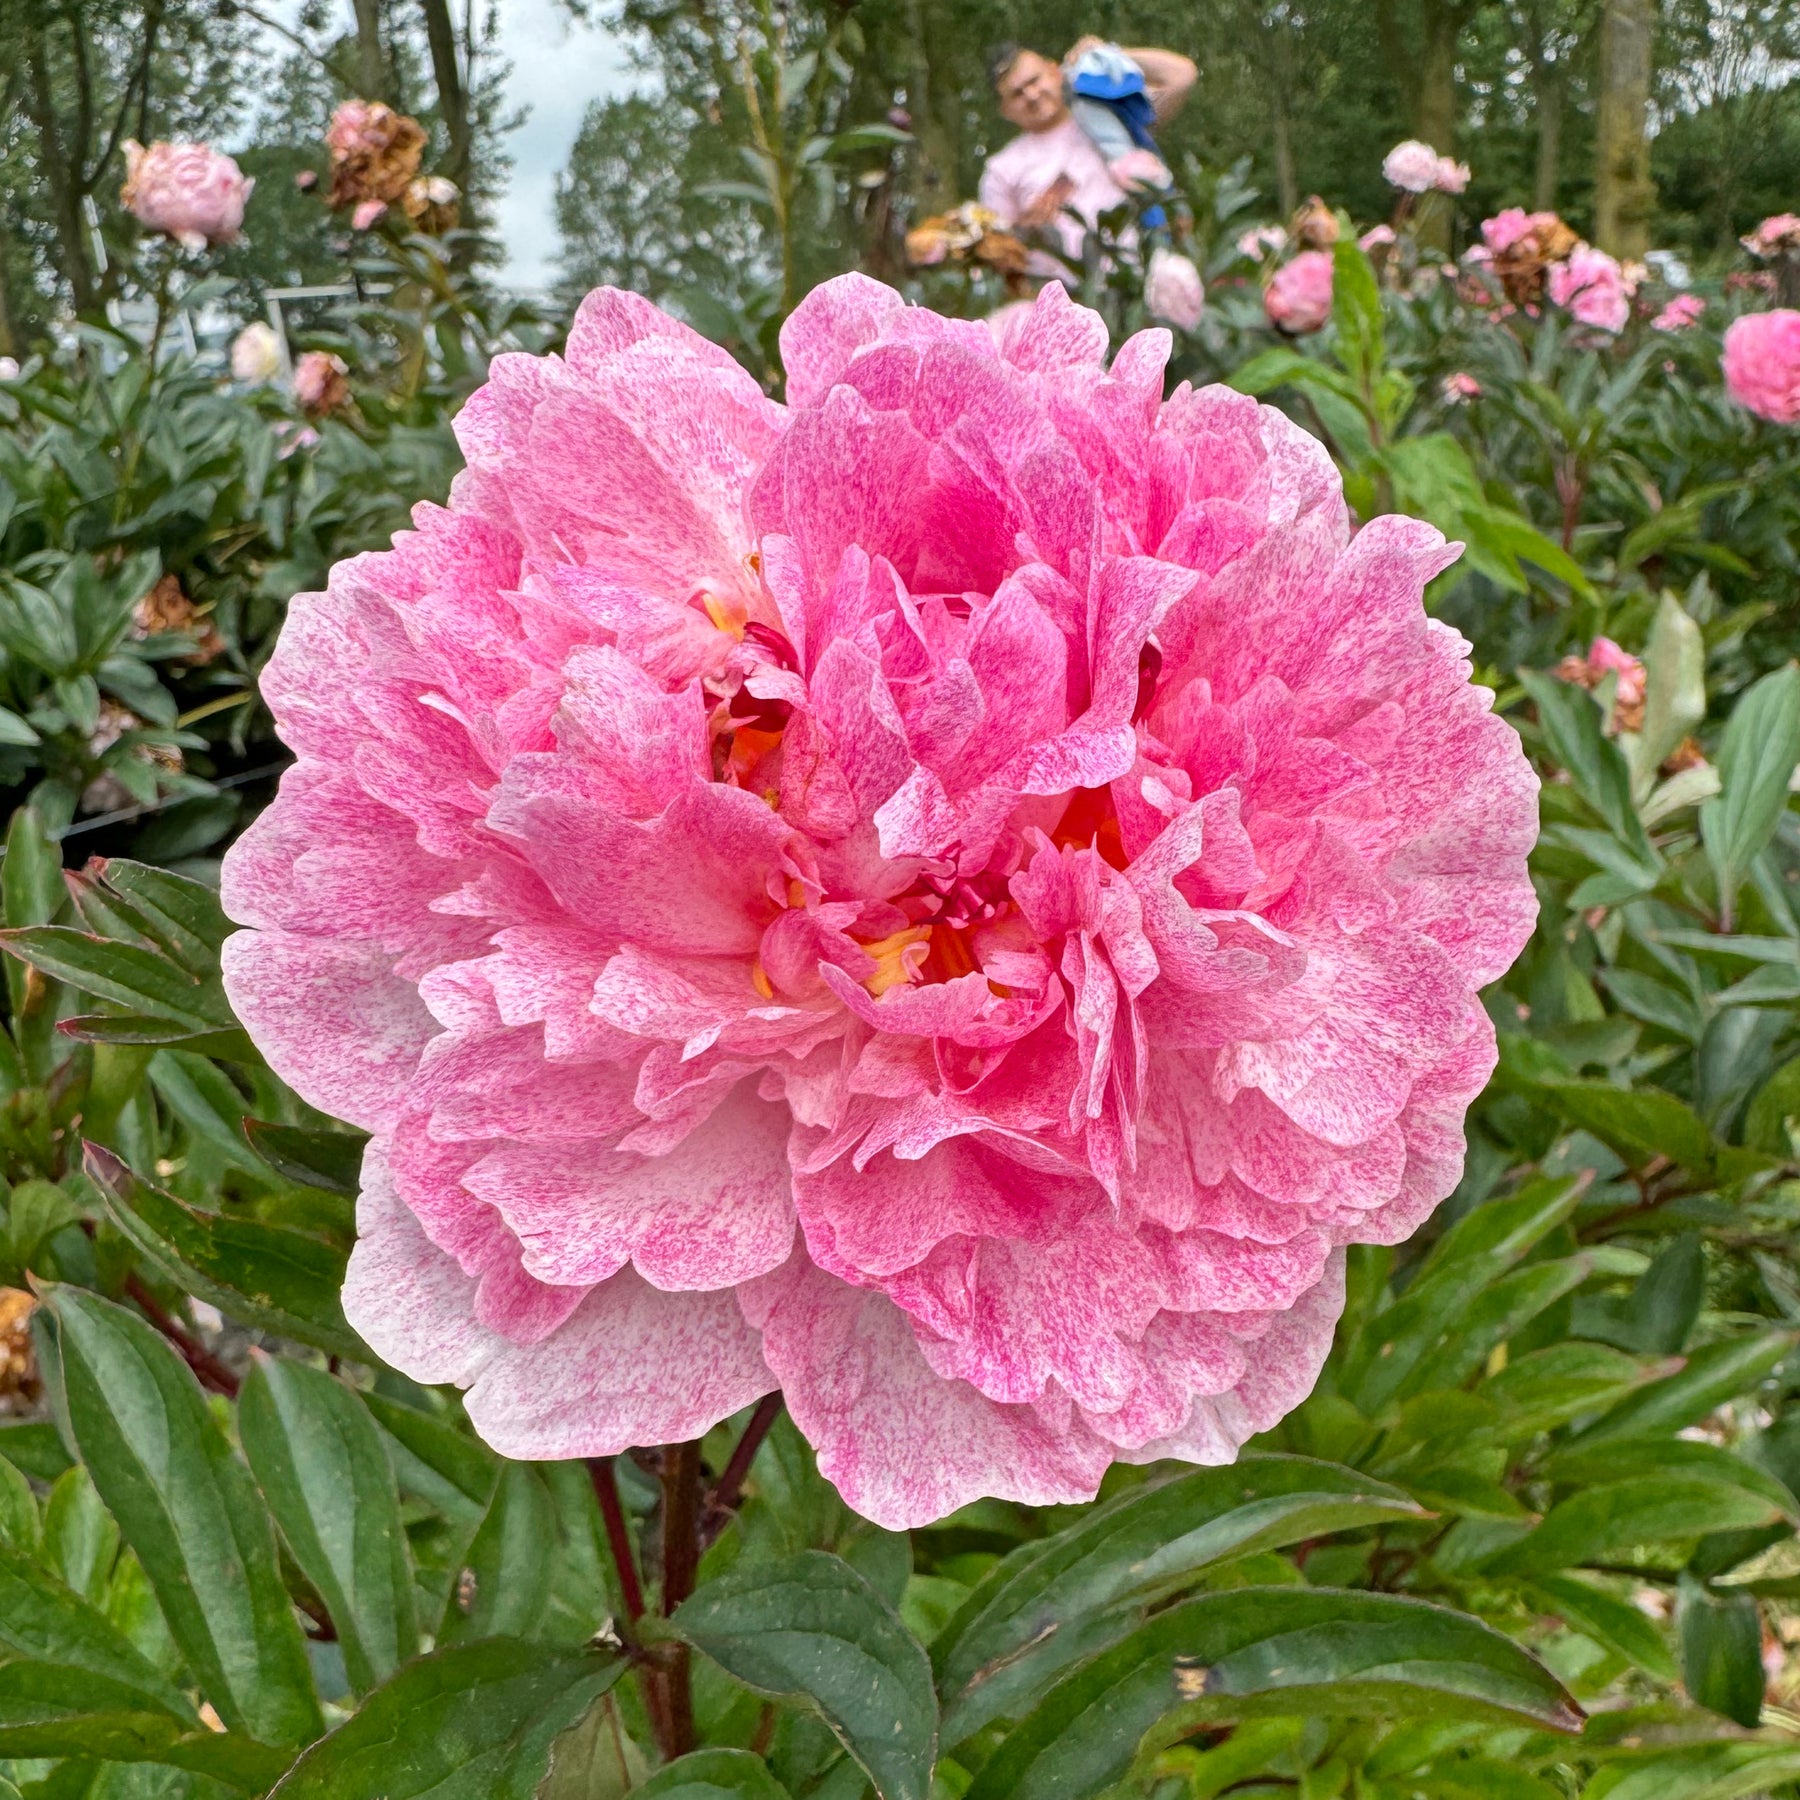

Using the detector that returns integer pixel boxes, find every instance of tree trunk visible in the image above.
[1594,0,1655,257]
[1412,0,1462,250]
[419,0,468,184]
[1531,67,1563,211]
[1266,14,1297,217]
[351,0,389,100]
[24,30,96,313]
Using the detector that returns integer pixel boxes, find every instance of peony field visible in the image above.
[3,4,1800,1795]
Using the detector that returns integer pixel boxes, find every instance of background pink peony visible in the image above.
[1382,139,1442,192]
[120,140,252,251]
[1145,248,1205,330]
[1723,309,1800,423]
[1548,245,1630,332]
[1651,294,1706,332]
[1433,156,1470,194]
[1265,250,1335,333]
[222,274,1538,1528]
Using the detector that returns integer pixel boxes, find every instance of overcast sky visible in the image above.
[487,0,639,289]
[260,0,641,291]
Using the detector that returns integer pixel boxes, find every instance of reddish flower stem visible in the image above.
[661,1440,702,1759]
[588,1456,645,1625]
[125,1274,239,1397]
[704,1391,783,1542]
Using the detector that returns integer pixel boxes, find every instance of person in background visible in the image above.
[978,37,1196,271]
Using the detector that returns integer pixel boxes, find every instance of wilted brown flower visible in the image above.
[905,202,1028,279]
[81,700,183,814]
[1493,214,1580,306]
[402,174,461,234]
[325,99,427,210]
[1290,195,1339,251]
[132,573,224,663]
[0,1289,34,1406]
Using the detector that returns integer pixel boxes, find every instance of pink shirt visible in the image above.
[978,117,1131,262]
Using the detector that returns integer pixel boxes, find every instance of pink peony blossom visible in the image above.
[222,276,1538,1528]
[1652,294,1706,333]
[1383,139,1443,193]
[1265,250,1335,334]
[1442,372,1482,402]
[120,140,253,251]
[1548,245,1630,333]
[1360,225,1397,252]
[1557,637,1646,732]
[1743,214,1800,259]
[1723,309,1800,423]
[0,359,19,382]
[1433,156,1470,195]
[1481,208,1546,254]
[352,200,389,231]
[293,350,349,415]
[1145,248,1204,330]
[1236,224,1288,260]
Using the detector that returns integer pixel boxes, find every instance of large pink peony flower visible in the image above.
[1548,245,1630,333]
[1723,309,1800,423]
[120,140,253,251]
[222,276,1538,1528]
[1265,251,1335,334]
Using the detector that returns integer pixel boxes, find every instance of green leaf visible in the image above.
[0,925,230,1029]
[1519,670,1654,859]
[0,1539,196,1719]
[0,1456,34,1549]
[87,1143,363,1359]
[243,1118,369,1195]
[536,1690,648,1798]
[0,1709,291,1789]
[1702,663,1800,908]
[1528,1080,1716,1176]
[439,1460,554,1645]
[270,1640,623,1798]
[362,1392,498,1523]
[934,1457,1425,1740]
[959,1589,1579,1800]
[42,1284,323,1747]
[61,1012,259,1059]
[1745,1055,1800,1155]
[2,806,62,931]
[1479,1344,1676,1439]
[1583,1744,1800,1800]
[1330,240,1384,387]
[1526,1574,1676,1680]
[1560,1331,1797,1452]
[94,857,233,967]
[1627,592,1707,796]
[1341,1176,1582,1411]
[1677,1576,1763,1727]
[240,1357,418,1694]
[1480,1472,1791,1576]
[0,1420,72,1482]
[671,1548,935,1800]
[630,1750,793,1800]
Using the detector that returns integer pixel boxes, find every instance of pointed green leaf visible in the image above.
[934,1457,1425,1741]
[1702,663,1800,919]
[240,1358,418,1693]
[87,1144,363,1359]
[270,1639,623,1798]
[960,1588,1580,1800]
[671,1549,936,1800]
[1677,1575,1763,1728]
[43,1284,322,1747]
[1527,1574,1676,1680]
[631,1750,792,1799]
[243,1118,370,1196]
[0,925,230,1029]
[439,1460,554,1645]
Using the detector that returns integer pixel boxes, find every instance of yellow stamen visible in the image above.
[702,592,746,639]
[751,961,774,1000]
[786,878,807,909]
[859,925,932,997]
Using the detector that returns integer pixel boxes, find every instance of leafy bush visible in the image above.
[0,231,1798,1799]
